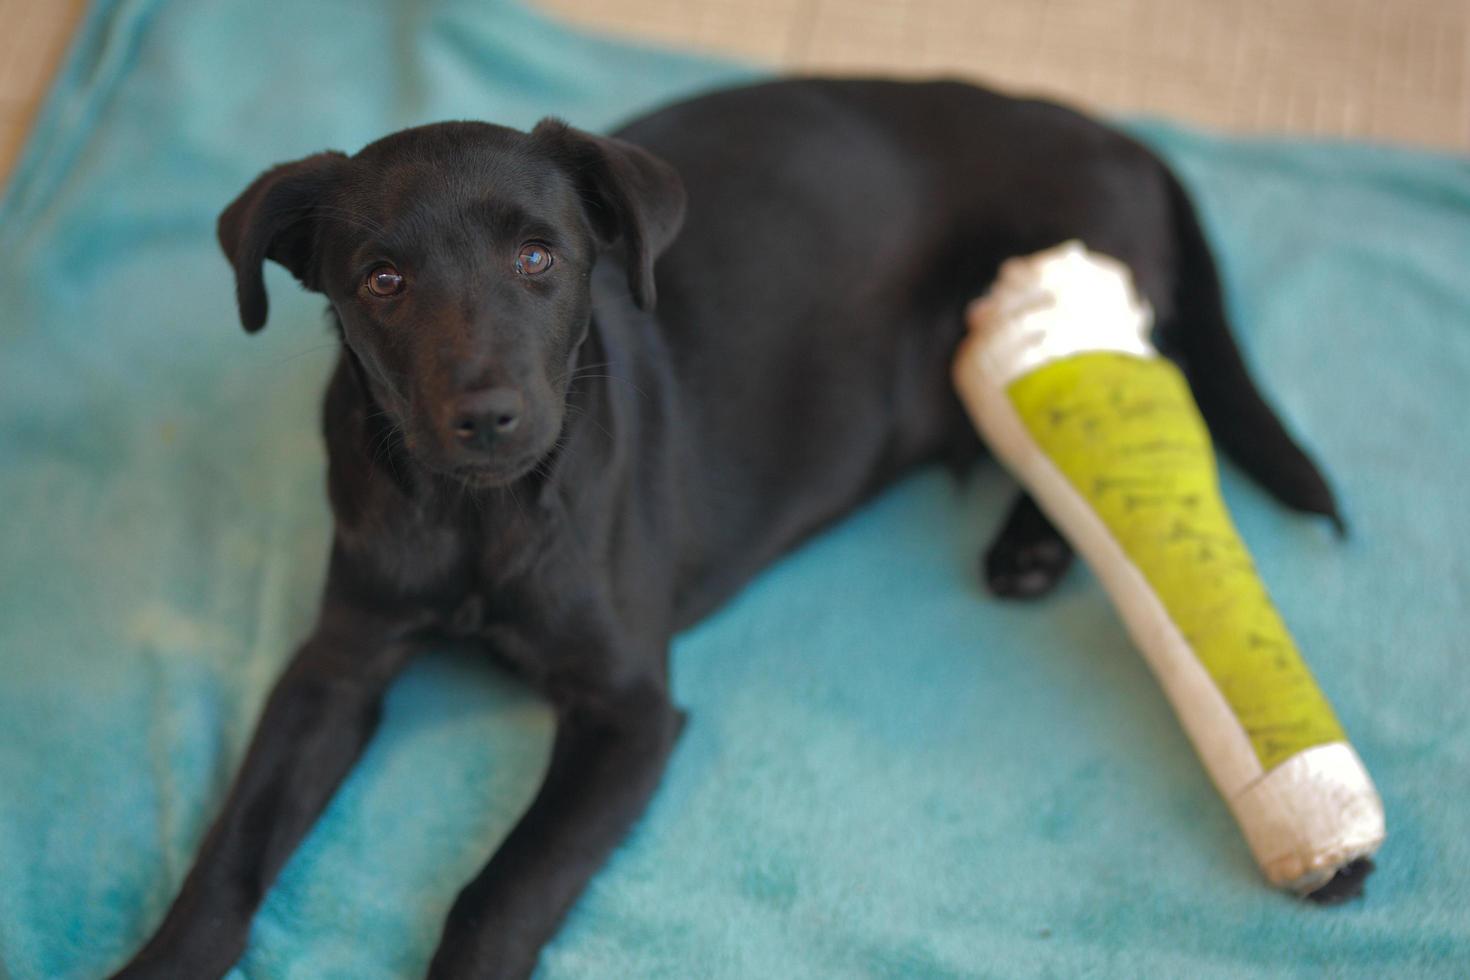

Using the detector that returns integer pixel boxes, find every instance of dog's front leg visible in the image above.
[427,679,683,980]
[110,598,425,980]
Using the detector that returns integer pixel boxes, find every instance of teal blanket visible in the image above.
[2,1,1467,977]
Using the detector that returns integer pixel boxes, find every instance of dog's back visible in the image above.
[613,79,1190,624]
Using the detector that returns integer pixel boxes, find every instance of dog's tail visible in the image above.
[1158,168,1346,534]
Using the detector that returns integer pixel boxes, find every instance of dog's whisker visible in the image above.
[560,403,615,444]
[564,374,649,401]
[258,341,340,369]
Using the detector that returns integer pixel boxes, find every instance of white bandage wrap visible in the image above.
[953,241,1385,892]
[962,240,1157,384]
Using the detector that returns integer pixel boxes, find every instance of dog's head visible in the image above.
[218,120,685,486]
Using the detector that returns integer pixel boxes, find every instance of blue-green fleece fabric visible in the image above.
[1,1,1467,977]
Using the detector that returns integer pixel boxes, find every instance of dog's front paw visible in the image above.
[109,957,175,980]
[106,928,244,980]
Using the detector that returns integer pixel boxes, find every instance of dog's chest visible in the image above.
[442,582,569,688]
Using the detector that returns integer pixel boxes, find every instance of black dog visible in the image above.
[111,78,1345,978]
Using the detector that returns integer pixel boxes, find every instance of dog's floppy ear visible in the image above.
[217,152,348,332]
[532,119,686,311]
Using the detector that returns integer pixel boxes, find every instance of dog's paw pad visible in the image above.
[984,537,1072,600]
[1304,857,1374,905]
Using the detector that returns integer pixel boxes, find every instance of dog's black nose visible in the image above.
[452,387,524,448]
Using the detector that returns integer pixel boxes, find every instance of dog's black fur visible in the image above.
[111,79,1348,979]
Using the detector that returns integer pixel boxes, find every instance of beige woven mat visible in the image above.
[3,0,1466,187]
[544,0,1469,150]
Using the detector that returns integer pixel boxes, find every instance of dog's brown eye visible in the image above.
[366,265,405,297]
[516,243,553,276]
